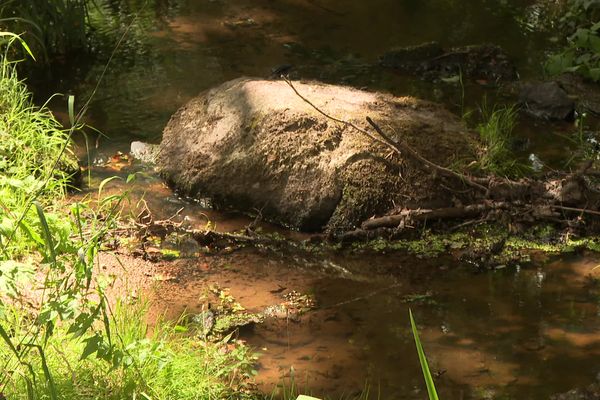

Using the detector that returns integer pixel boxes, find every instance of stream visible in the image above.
[31,0,600,398]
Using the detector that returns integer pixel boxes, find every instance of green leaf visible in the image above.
[576,53,592,64]
[297,396,321,400]
[30,343,58,400]
[572,28,591,47]
[409,309,439,400]
[545,52,575,76]
[0,322,20,358]
[0,32,35,60]
[586,33,600,53]
[81,333,102,360]
[68,305,101,339]
[98,176,122,196]
[588,67,600,81]
[34,201,56,263]
[68,95,75,127]
[173,325,188,333]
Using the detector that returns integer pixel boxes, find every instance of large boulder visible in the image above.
[157,78,478,231]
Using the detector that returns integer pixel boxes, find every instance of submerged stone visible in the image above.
[519,81,575,120]
[157,77,478,231]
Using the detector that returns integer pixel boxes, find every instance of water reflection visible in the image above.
[38,0,552,150]
[134,247,600,399]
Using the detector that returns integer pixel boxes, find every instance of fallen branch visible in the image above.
[365,116,489,192]
[550,205,600,217]
[361,202,510,230]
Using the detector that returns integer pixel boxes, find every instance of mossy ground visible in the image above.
[325,223,600,265]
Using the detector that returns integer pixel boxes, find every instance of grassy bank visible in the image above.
[0,45,263,399]
[2,301,258,399]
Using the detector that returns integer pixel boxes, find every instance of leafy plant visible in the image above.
[0,40,79,258]
[544,0,600,81]
[0,36,118,399]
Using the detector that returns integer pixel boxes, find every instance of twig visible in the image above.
[282,77,390,149]
[550,205,600,217]
[449,218,487,232]
[366,117,489,192]
[321,283,402,309]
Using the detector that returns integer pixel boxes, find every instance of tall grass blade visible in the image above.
[68,94,75,127]
[34,201,56,263]
[0,322,19,358]
[0,32,35,60]
[26,344,58,400]
[409,309,439,400]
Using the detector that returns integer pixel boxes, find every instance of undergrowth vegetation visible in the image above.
[2,301,259,399]
[544,0,600,81]
[0,36,261,399]
[0,0,90,59]
[0,51,79,258]
[476,102,528,178]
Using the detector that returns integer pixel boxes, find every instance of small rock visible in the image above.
[130,141,159,164]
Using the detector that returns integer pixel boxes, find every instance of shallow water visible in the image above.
[31,0,600,398]
[37,0,556,150]
[139,243,600,400]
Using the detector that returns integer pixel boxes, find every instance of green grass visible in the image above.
[0,0,90,59]
[0,51,79,258]
[1,301,260,400]
[476,103,528,178]
[409,309,439,400]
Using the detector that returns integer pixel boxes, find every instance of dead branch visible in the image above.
[365,116,489,192]
[282,77,390,149]
[550,205,600,217]
[361,202,510,230]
